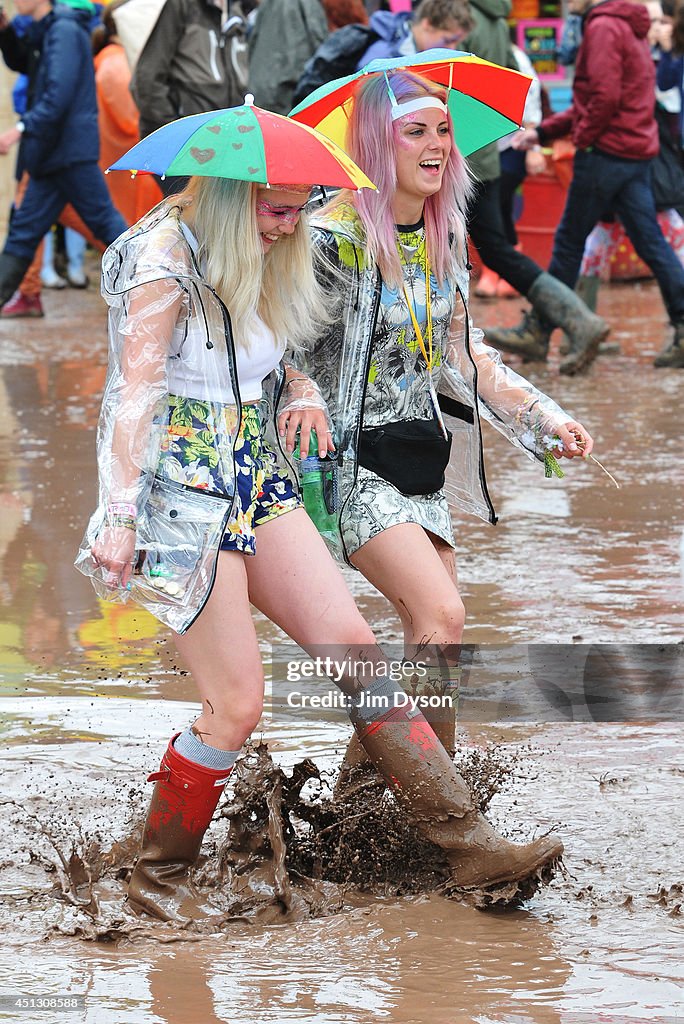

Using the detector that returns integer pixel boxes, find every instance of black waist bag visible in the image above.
[358,419,453,496]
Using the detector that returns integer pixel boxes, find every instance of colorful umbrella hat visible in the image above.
[289,50,532,158]
[108,98,375,191]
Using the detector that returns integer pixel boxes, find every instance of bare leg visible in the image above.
[245,507,379,665]
[338,524,464,778]
[173,550,265,750]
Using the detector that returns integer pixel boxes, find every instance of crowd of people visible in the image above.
[0,0,681,921]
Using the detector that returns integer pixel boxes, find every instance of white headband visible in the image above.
[390,97,448,122]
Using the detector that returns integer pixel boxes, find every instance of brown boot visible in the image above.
[127,735,234,921]
[335,662,458,800]
[354,705,562,902]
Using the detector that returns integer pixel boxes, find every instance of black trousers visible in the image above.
[467,177,543,297]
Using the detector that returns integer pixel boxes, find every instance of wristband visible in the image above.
[108,501,137,517]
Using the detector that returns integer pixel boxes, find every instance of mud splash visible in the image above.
[1,741,527,943]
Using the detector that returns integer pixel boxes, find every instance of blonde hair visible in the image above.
[177,177,328,353]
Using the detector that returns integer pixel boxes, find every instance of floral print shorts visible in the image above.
[158,396,300,555]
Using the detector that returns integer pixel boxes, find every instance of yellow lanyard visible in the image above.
[402,241,433,371]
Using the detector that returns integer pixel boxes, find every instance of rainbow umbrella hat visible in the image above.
[289,50,532,158]
[107,98,375,191]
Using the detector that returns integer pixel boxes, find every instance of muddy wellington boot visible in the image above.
[127,735,234,921]
[485,271,610,375]
[335,662,458,800]
[352,696,562,902]
[0,252,33,311]
[654,320,684,368]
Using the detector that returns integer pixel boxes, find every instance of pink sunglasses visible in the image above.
[255,198,307,224]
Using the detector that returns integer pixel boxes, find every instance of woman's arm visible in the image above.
[444,297,593,460]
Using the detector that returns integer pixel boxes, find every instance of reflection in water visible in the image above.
[123,899,571,1024]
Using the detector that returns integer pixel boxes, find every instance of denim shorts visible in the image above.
[159,397,300,556]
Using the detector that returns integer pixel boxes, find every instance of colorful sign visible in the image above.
[516,19,565,81]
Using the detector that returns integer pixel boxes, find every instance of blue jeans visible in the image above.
[549,148,684,322]
[4,161,127,262]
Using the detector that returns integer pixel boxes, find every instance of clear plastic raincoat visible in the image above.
[297,202,574,564]
[75,199,301,633]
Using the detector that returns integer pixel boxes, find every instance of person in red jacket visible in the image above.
[486,0,684,369]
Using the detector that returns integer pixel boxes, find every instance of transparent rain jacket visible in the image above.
[298,202,573,564]
[75,199,298,634]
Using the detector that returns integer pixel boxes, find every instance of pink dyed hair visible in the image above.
[333,70,472,289]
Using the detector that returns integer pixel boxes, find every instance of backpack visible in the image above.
[292,23,378,107]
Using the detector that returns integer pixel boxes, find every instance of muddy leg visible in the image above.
[336,526,465,795]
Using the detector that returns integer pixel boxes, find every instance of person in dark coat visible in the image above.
[130,0,247,196]
[293,0,471,107]
[496,0,684,369]
[0,0,127,314]
[248,0,328,115]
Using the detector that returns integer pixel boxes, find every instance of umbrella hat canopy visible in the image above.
[289,49,532,158]
[108,101,375,191]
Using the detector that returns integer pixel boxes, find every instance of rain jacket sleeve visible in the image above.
[97,275,186,511]
[441,275,573,460]
[21,17,83,139]
[0,23,29,73]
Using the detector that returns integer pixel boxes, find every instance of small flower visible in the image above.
[543,434,564,452]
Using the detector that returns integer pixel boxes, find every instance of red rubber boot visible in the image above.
[127,734,233,921]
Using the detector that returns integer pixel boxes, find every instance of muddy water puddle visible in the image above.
[0,276,682,1021]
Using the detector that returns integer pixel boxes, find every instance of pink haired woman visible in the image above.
[292,70,594,779]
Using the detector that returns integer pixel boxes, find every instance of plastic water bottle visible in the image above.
[294,429,339,543]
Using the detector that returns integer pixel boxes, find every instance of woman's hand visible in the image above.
[554,420,594,459]
[278,404,334,458]
[91,526,137,590]
[512,127,540,151]
[278,371,335,457]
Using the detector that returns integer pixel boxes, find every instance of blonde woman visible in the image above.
[78,173,564,922]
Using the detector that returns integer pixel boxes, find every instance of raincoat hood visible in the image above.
[467,0,512,22]
[101,199,202,299]
[585,0,650,38]
[368,10,413,44]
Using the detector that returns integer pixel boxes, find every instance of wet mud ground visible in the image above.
[0,266,682,1023]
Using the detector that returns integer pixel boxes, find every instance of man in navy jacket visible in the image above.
[0,0,127,314]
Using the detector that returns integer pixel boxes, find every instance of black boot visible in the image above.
[654,321,684,368]
[0,252,33,310]
[485,272,610,374]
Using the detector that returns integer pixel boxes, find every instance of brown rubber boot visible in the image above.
[335,662,458,800]
[127,734,234,921]
[654,320,684,367]
[354,705,562,903]
[484,308,551,362]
